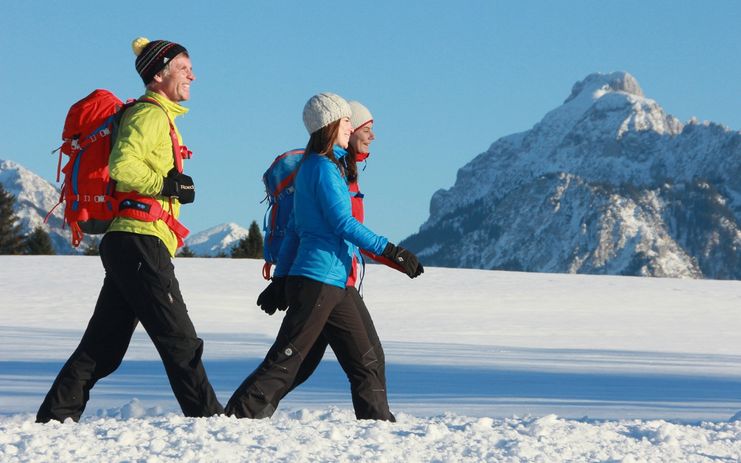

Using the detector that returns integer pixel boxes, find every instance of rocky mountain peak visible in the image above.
[402,72,740,280]
[0,158,82,253]
[564,71,644,104]
[184,222,249,256]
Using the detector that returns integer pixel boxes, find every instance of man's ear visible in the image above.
[151,72,164,84]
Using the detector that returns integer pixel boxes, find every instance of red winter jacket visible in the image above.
[346,153,403,287]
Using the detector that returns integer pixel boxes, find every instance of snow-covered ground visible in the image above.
[1,256,740,462]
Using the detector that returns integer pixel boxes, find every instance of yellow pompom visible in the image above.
[131,37,150,56]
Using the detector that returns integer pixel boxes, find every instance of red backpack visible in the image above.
[48,89,191,247]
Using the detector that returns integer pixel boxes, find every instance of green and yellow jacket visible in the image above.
[108,91,188,256]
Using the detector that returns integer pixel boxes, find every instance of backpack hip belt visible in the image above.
[116,192,190,248]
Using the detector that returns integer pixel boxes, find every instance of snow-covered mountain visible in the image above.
[183,222,249,256]
[401,72,741,279]
[0,159,250,256]
[0,159,82,254]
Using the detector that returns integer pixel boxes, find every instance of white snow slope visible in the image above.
[1,256,740,462]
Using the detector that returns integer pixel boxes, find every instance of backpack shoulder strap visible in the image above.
[133,97,189,173]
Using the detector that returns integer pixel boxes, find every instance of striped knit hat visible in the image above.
[132,37,188,85]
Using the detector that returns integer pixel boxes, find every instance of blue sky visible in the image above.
[1,1,739,242]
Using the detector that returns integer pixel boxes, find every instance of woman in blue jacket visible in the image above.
[226,93,423,420]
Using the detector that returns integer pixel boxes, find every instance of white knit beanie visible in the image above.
[303,92,352,134]
[348,101,373,131]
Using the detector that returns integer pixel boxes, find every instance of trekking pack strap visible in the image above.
[266,202,279,247]
[116,192,190,247]
[138,97,192,173]
[44,189,65,227]
[111,97,193,247]
[274,173,297,198]
[361,249,404,274]
[52,146,64,182]
[262,262,272,281]
[70,223,86,248]
[358,252,366,297]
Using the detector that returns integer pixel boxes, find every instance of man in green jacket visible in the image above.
[37,37,224,423]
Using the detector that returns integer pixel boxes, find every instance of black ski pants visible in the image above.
[36,232,223,423]
[226,276,393,420]
[284,286,391,419]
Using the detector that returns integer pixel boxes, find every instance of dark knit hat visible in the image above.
[132,37,188,85]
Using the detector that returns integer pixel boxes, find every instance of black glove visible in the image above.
[256,276,288,315]
[382,243,424,278]
[161,169,195,204]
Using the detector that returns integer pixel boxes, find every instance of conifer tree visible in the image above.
[231,220,264,258]
[24,225,56,255]
[0,184,24,255]
[231,237,249,258]
[83,237,101,256]
[246,220,264,259]
[178,245,196,257]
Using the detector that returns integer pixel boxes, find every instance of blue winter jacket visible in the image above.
[274,146,388,288]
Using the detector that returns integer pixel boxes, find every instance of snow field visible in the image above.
[1,256,741,461]
[1,406,740,462]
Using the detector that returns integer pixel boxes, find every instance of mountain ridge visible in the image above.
[0,159,80,253]
[183,222,249,256]
[0,159,249,256]
[402,71,740,279]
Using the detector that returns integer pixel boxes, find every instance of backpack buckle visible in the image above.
[93,195,106,203]
[180,145,193,159]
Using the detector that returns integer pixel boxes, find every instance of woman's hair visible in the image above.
[304,119,344,173]
[343,143,359,183]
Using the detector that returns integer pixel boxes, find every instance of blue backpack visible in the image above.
[261,148,304,279]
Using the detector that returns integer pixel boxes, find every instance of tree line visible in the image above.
[0,184,264,258]
[0,184,55,254]
[178,221,264,259]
